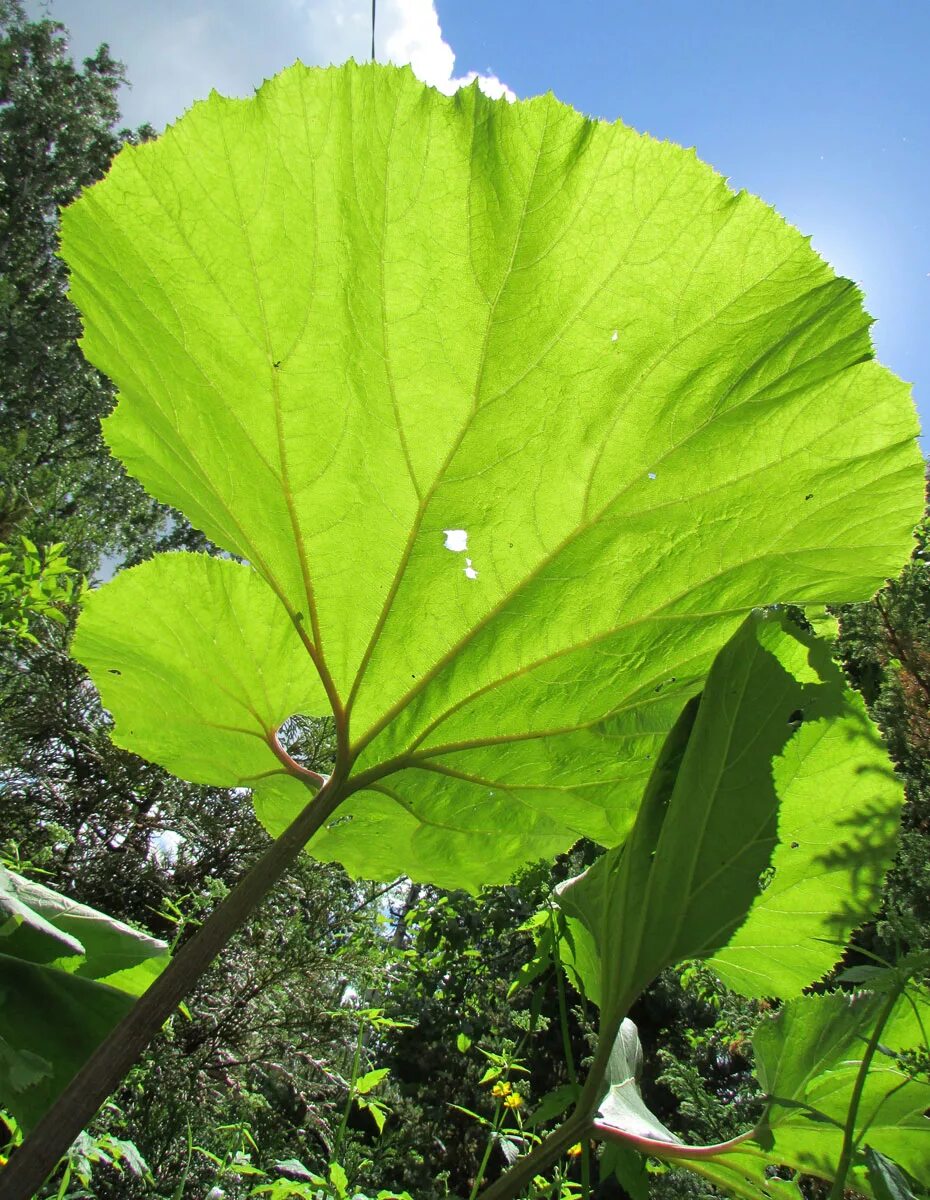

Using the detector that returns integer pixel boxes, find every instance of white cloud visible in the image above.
[32,0,514,133]
[295,0,516,100]
[448,71,515,102]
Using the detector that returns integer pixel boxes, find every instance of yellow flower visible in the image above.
[503,1091,524,1109]
[566,1143,582,1159]
[490,1080,512,1097]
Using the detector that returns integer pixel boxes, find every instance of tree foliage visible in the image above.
[838,511,930,955]
[0,0,165,569]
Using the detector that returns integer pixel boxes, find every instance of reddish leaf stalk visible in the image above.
[591,1122,757,1161]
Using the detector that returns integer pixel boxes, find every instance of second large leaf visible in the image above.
[63,63,923,888]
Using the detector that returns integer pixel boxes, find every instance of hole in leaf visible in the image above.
[275,713,337,777]
[108,668,121,675]
[464,556,478,581]
[443,529,468,552]
[648,472,657,480]
[790,841,800,849]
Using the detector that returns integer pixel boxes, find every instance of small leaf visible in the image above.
[228,1160,266,1176]
[865,1147,920,1200]
[526,1083,580,1128]
[328,1161,348,1199]
[448,1104,491,1127]
[273,1159,316,1181]
[358,1096,388,1133]
[456,1033,472,1053]
[838,965,886,984]
[508,923,554,999]
[105,1137,151,1179]
[599,1140,649,1200]
[0,1038,52,1092]
[496,1134,523,1166]
[354,1067,389,1095]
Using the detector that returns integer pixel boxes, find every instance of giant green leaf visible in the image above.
[748,990,930,1186]
[0,958,135,1132]
[72,553,325,789]
[0,868,169,1129]
[687,991,930,1198]
[593,992,930,1200]
[556,612,901,1015]
[63,63,923,890]
[0,866,168,986]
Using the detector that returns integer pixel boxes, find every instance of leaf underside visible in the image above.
[64,62,923,890]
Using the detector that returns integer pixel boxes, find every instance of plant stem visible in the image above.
[479,1032,615,1200]
[480,1109,592,1200]
[549,909,577,1089]
[469,1098,505,1200]
[580,1139,591,1199]
[0,776,344,1200]
[827,986,903,1200]
[592,1123,756,1161]
[548,909,589,1200]
[334,1020,366,1162]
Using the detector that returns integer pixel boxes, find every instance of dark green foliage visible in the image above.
[371,861,597,1198]
[0,0,167,570]
[837,509,930,955]
[94,856,384,1200]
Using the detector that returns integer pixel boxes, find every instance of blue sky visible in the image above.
[34,0,930,442]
